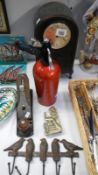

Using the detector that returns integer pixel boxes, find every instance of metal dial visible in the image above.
[43,23,71,49]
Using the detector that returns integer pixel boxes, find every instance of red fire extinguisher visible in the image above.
[33,40,61,106]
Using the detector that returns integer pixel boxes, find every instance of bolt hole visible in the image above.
[70,7,72,10]
[22,105,26,110]
[29,121,32,124]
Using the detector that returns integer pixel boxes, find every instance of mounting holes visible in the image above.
[29,121,32,124]
[70,7,72,10]
[22,105,26,110]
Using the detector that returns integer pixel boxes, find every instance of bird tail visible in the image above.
[78,147,83,151]
[4,147,10,151]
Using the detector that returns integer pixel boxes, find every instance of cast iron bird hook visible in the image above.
[60,139,83,175]
[60,139,83,154]
[25,139,35,175]
[15,139,35,175]
[51,139,61,175]
[4,137,25,175]
[40,138,48,175]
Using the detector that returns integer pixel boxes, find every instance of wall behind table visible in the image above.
[5,0,93,58]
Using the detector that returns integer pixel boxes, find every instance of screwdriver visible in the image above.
[51,139,61,175]
[40,138,48,175]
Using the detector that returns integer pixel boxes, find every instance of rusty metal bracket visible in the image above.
[8,151,79,158]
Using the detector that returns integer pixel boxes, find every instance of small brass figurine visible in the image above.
[44,106,62,136]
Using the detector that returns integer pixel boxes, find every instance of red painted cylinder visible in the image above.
[33,59,60,106]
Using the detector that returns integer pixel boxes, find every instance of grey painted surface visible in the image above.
[4,0,93,58]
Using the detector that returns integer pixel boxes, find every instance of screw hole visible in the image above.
[22,105,26,110]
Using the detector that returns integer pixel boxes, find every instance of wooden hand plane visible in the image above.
[16,74,33,137]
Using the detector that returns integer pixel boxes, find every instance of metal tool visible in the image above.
[25,139,35,175]
[89,109,94,134]
[78,98,89,126]
[88,109,95,156]
[88,109,98,172]
[40,138,48,175]
[4,138,25,175]
[16,74,33,137]
[75,89,98,172]
[51,139,61,175]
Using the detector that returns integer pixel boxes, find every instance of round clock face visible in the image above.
[43,22,71,49]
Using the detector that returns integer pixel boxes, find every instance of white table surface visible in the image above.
[0,61,97,175]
